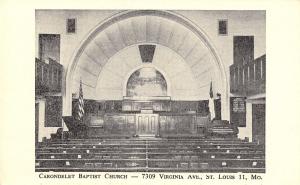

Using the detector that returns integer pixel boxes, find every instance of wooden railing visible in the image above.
[35,58,63,95]
[230,55,266,96]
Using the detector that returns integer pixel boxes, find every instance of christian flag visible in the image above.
[209,81,215,120]
[76,79,85,122]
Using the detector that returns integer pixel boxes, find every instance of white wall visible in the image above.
[238,102,253,141]
[36,10,120,67]
[177,10,266,60]
[36,10,266,67]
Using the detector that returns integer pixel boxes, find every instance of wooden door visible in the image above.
[35,103,39,144]
[252,104,265,144]
[136,114,158,136]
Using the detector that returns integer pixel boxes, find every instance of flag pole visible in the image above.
[61,118,64,140]
[209,80,215,121]
[77,77,85,138]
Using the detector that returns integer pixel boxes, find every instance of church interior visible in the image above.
[35,10,266,172]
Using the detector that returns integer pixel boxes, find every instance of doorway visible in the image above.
[35,103,39,144]
[252,104,265,144]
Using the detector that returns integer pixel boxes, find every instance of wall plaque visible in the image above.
[230,97,246,127]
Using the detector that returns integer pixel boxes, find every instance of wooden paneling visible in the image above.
[35,103,39,144]
[197,100,209,116]
[35,58,49,94]
[87,114,136,137]
[78,99,211,137]
[80,100,209,116]
[159,114,197,136]
[86,113,209,138]
[252,104,265,144]
[45,96,62,127]
[136,114,158,135]
[171,101,197,112]
[73,99,123,116]
[35,58,63,95]
[122,100,171,112]
[48,58,62,92]
[230,97,246,127]
[230,54,266,96]
[214,99,222,120]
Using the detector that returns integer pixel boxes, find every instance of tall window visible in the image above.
[67,18,76,34]
[218,19,228,35]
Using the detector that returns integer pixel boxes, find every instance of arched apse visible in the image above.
[84,44,214,101]
[121,61,173,99]
[126,67,167,97]
[65,10,229,119]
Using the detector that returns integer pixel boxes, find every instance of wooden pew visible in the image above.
[36,137,265,172]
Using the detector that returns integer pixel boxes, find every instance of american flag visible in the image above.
[76,79,85,121]
[209,81,215,120]
[209,81,214,98]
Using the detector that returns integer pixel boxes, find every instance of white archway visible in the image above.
[64,10,229,119]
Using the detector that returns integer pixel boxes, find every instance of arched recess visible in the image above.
[95,43,209,101]
[126,67,168,97]
[64,10,229,119]
[122,63,172,98]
